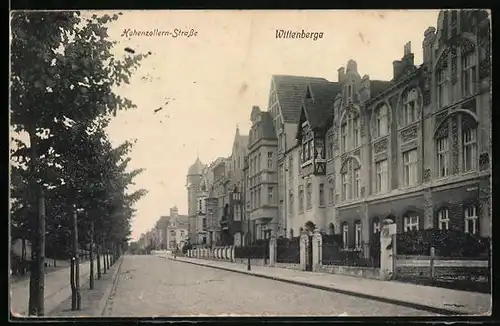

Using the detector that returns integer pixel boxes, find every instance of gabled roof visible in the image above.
[296,81,340,139]
[272,75,330,124]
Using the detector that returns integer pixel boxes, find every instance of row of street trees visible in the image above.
[10,11,149,316]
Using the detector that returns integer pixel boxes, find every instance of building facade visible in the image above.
[185,9,491,249]
[247,106,278,241]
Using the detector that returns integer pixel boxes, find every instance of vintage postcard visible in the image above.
[9,9,491,319]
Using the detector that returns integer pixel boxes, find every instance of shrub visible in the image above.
[396,229,490,257]
[182,243,193,254]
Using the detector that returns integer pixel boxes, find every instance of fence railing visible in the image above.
[234,243,269,259]
[395,246,491,293]
[276,237,300,264]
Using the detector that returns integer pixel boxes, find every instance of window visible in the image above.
[463,128,477,172]
[319,183,325,206]
[268,186,274,204]
[342,223,348,248]
[258,153,261,171]
[202,218,207,228]
[464,205,478,235]
[180,231,185,237]
[327,134,334,159]
[298,187,304,212]
[288,192,293,215]
[436,137,449,178]
[462,51,477,97]
[353,117,360,148]
[376,105,388,137]
[375,159,388,193]
[328,186,334,204]
[353,168,360,199]
[288,156,293,177]
[402,89,419,125]
[170,230,176,237]
[436,68,449,108]
[373,220,381,234]
[341,123,347,153]
[267,152,273,169]
[234,206,241,221]
[403,149,418,186]
[355,222,362,250]
[306,183,312,209]
[403,215,419,232]
[257,188,261,206]
[341,172,349,201]
[438,209,450,230]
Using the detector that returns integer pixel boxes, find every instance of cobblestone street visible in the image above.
[103,255,439,317]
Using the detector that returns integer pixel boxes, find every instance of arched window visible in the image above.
[340,158,361,201]
[340,111,361,153]
[464,205,478,235]
[375,104,389,137]
[342,223,349,248]
[438,208,450,230]
[402,88,419,126]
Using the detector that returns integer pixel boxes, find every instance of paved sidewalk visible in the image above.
[50,257,123,317]
[170,257,491,316]
[10,259,98,317]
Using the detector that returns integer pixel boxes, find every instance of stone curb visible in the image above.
[169,257,468,316]
[99,256,124,316]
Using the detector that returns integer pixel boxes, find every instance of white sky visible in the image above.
[17,10,443,241]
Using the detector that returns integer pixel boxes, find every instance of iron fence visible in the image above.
[276,236,300,264]
[321,235,378,268]
[234,243,269,259]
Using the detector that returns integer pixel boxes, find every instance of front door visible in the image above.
[306,235,313,271]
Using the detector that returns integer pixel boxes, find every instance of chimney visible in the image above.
[170,206,179,217]
[346,60,358,74]
[337,67,345,83]
[422,27,436,65]
[392,60,402,80]
[403,41,415,67]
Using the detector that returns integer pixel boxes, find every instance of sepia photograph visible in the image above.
[9,9,491,319]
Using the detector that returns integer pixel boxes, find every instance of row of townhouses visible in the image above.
[186,10,491,250]
[137,206,189,251]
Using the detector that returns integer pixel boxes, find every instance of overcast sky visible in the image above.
[92,10,441,240]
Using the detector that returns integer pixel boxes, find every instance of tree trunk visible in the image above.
[70,257,76,310]
[102,237,107,274]
[27,131,46,316]
[72,206,81,310]
[89,221,94,290]
[96,243,101,280]
[28,188,46,316]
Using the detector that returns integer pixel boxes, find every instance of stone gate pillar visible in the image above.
[312,229,322,271]
[269,235,277,267]
[380,218,397,281]
[299,230,309,271]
